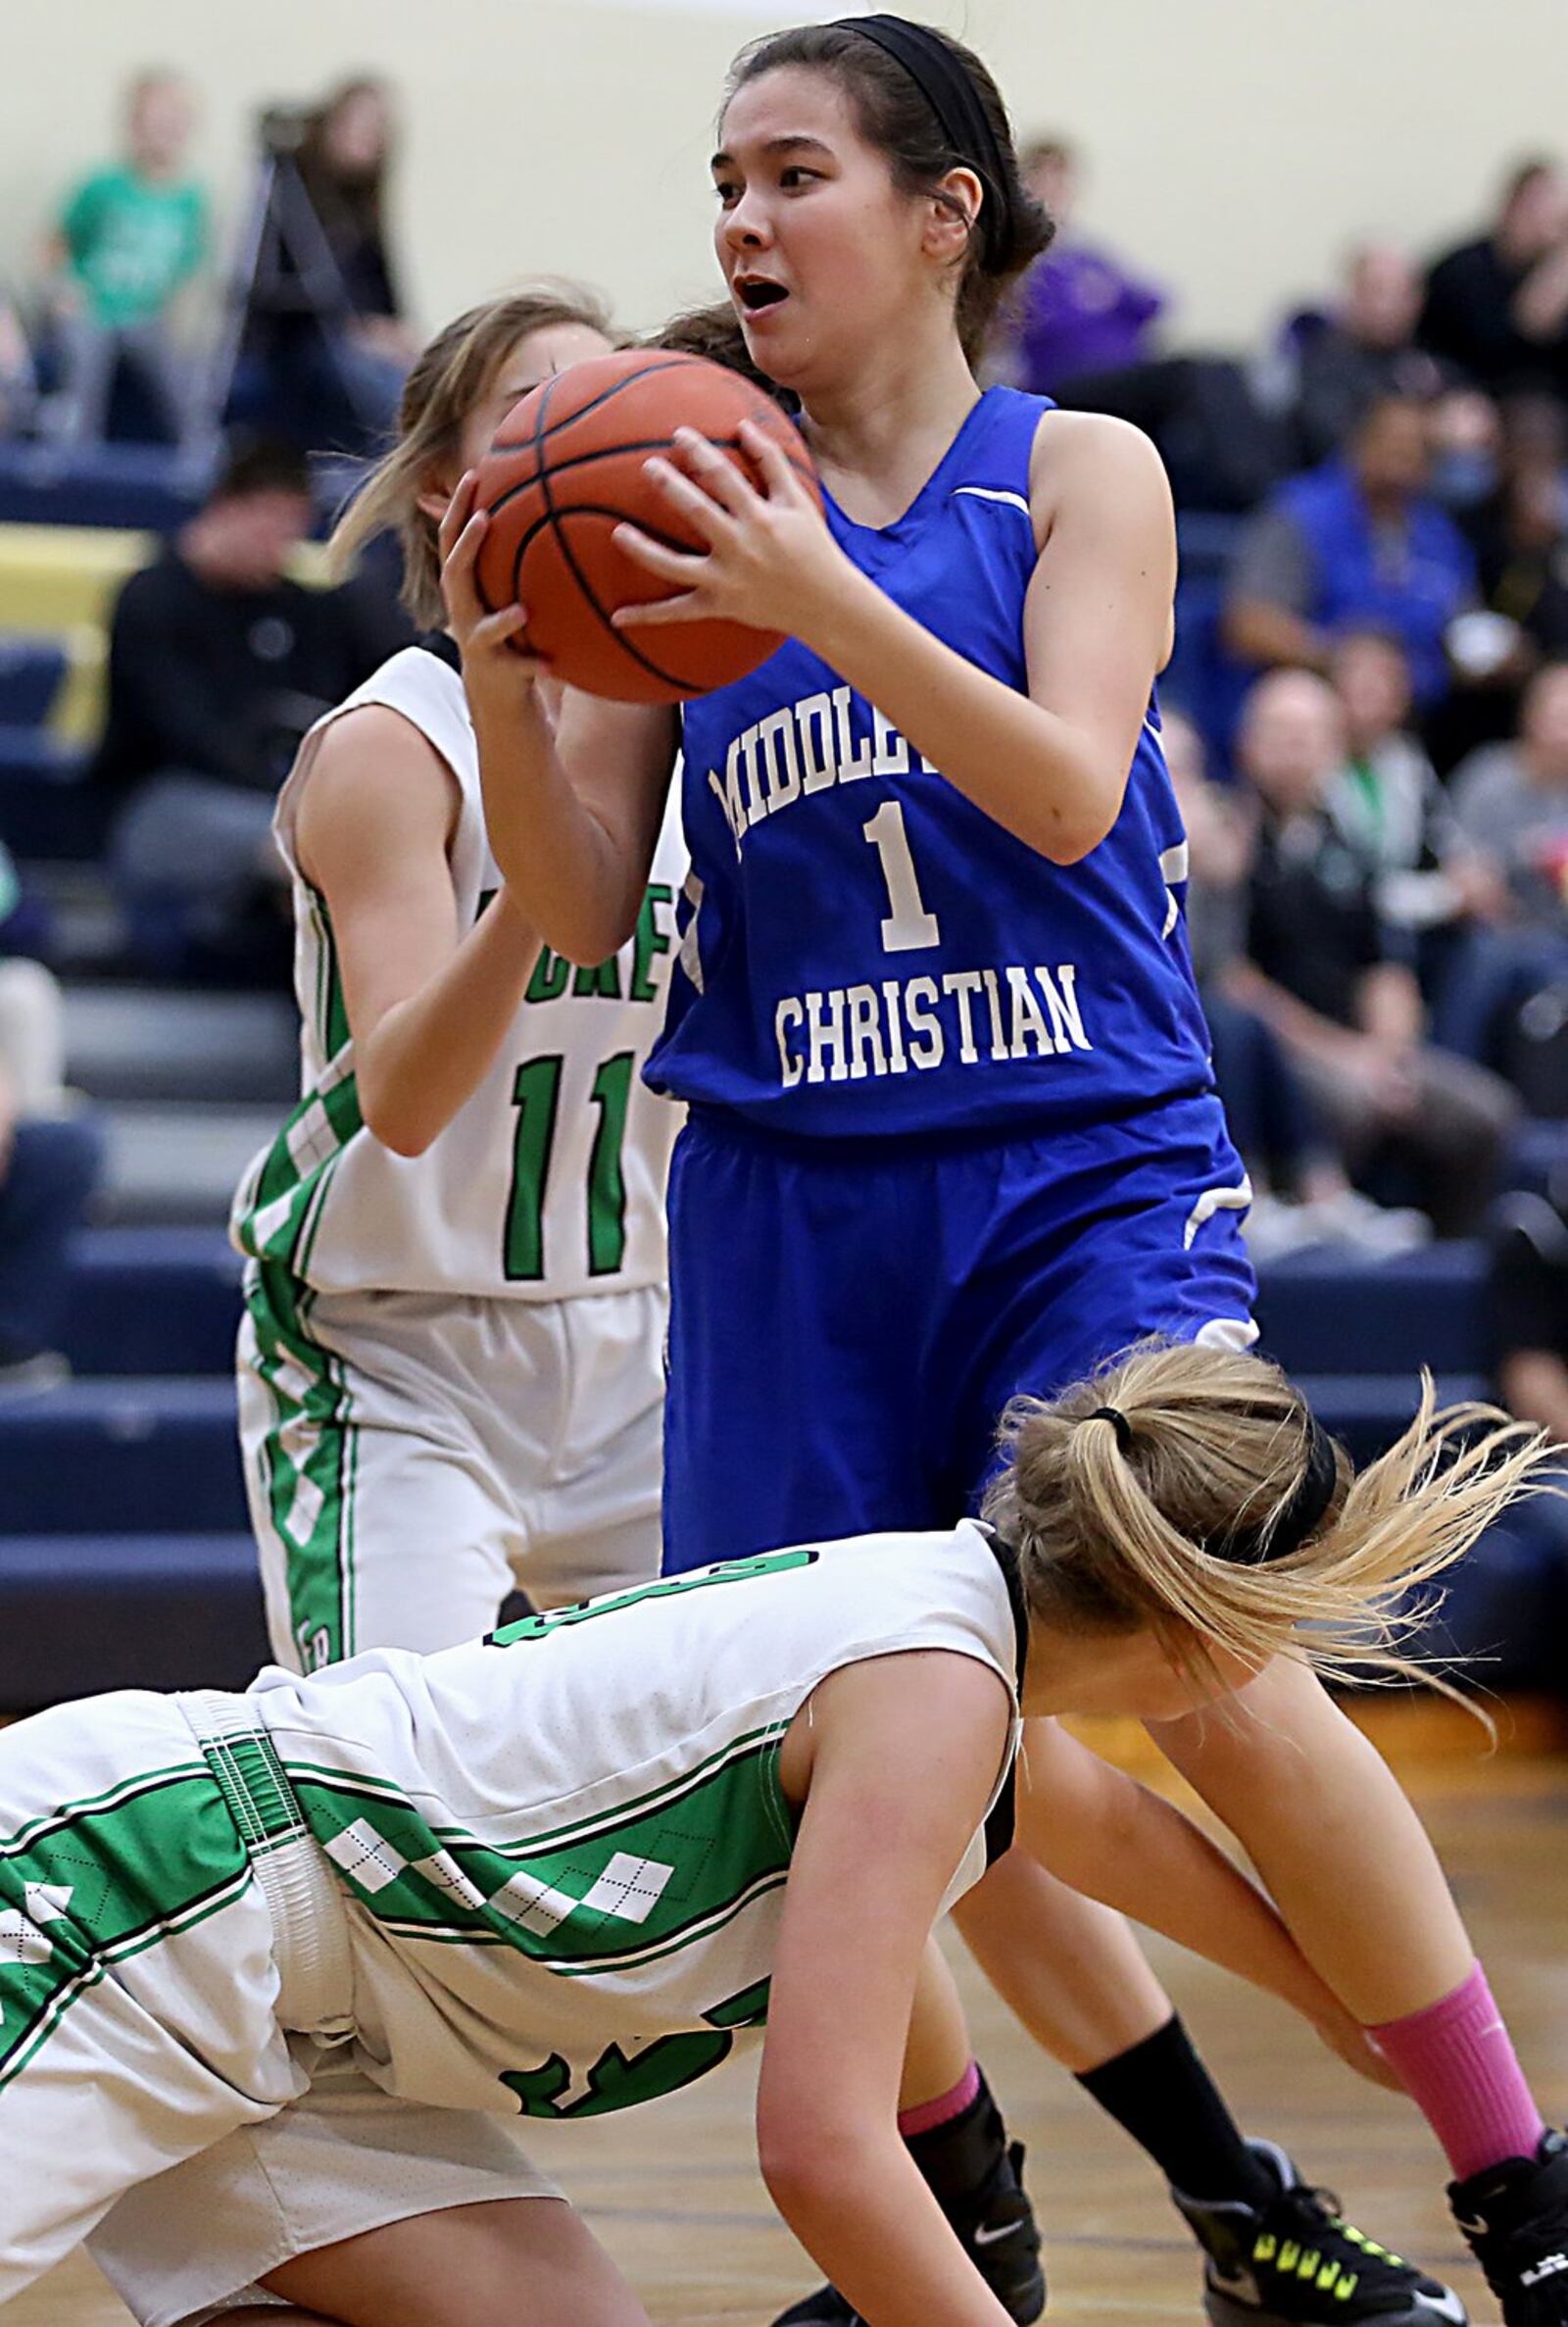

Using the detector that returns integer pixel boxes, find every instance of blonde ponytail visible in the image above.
[983,1340,1552,1696]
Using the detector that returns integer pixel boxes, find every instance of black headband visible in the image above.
[831,14,1010,270]
[1081,1404,1341,1565]
[1211,1413,1342,1566]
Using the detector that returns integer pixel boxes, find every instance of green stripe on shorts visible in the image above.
[0,1766,251,2094]
[243,1264,360,1670]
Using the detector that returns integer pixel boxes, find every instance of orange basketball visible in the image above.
[471,348,821,705]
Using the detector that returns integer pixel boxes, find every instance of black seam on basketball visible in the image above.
[483,430,817,527]
[539,504,713,693]
[525,375,691,689]
[502,499,706,572]
[483,436,814,529]
[489,354,714,455]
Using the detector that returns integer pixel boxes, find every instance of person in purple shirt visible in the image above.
[1004,137,1167,393]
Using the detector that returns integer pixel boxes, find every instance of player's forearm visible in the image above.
[466,678,647,963]
[808,563,1128,864]
[762,2128,1011,2327]
[357,888,540,1157]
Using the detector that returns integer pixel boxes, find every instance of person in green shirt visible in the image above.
[42,70,208,446]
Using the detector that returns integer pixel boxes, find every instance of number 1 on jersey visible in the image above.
[863,800,940,953]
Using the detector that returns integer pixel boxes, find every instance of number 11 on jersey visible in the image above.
[863,801,941,953]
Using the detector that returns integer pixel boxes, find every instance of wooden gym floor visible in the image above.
[23,1702,1568,2327]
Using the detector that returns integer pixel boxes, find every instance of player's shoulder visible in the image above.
[1027,407,1174,532]
[1028,406,1170,492]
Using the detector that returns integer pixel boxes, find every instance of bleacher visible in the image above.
[0,458,1563,1710]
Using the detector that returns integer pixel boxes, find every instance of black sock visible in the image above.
[1075,2014,1274,2205]
[904,2070,1005,2211]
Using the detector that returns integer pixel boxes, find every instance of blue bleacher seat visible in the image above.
[0,1534,266,1702]
[0,726,105,860]
[0,1377,244,1533]
[1293,1370,1490,1467]
[1411,1508,1568,1694]
[1255,1244,1490,1378]
[61,1226,242,1376]
[0,636,68,726]
[0,441,208,533]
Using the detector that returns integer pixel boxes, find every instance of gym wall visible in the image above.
[0,0,1563,353]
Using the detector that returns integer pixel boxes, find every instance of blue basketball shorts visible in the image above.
[661,1095,1257,1573]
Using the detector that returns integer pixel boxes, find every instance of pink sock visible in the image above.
[899,2060,981,2141]
[1370,1962,1546,2181]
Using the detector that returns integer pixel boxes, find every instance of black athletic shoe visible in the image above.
[769,2093,1045,2326]
[1174,2139,1467,2327]
[1450,2129,1568,2324]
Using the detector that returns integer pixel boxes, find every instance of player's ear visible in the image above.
[416,451,463,526]
[924,167,983,264]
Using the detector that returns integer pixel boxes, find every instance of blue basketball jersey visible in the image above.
[644,385,1216,1141]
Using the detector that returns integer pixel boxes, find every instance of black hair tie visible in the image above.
[1210,1412,1341,1565]
[831,13,1010,270]
[1087,1405,1134,1455]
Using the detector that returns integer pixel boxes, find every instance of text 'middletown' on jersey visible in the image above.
[252,1519,1025,2118]
[232,641,687,1302]
[647,386,1213,1141]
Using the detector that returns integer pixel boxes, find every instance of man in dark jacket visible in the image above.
[93,438,405,978]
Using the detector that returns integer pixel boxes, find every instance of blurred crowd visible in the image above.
[0,69,414,458]
[6,89,1568,1474]
[988,134,1568,1470]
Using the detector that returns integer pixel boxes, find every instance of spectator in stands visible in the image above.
[1164,706,1427,1258]
[1001,136,1166,396]
[286,77,414,450]
[0,296,38,437]
[1224,394,1479,718]
[1330,628,1502,969]
[1433,668,1568,1090]
[1420,159,1568,406]
[0,839,101,1394]
[1470,404,1568,667]
[39,70,208,448]
[1283,245,1448,470]
[91,439,407,981]
[1448,662,1568,929]
[1226,668,1517,1235]
[1491,1173,1568,1441]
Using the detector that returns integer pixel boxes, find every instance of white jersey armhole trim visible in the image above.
[272,649,473,882]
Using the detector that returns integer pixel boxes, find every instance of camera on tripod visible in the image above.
[256,103,313,161]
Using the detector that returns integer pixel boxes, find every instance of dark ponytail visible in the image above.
[652,303,796,409]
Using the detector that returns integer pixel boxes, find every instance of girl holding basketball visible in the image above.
[232,281,685,1674]
[3,1348,1544,2327]
[440,22,1568,2327]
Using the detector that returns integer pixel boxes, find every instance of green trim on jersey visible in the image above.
[488,1549,818,1647]
[233,1066,364,1276]
[242,1262,361,1669]
[286,1721,796,1977]
[304,883,351,1063]
[0,1765,251,2094]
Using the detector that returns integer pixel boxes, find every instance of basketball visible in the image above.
[470,348,821,705]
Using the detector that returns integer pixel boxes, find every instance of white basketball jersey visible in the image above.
[232,644,686,1302]
[251,1521,1024,2118]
